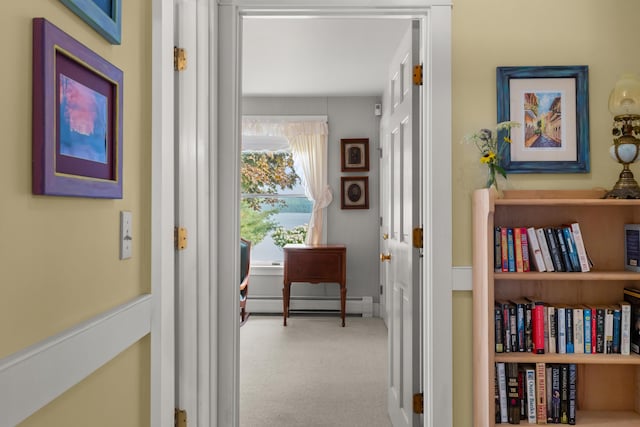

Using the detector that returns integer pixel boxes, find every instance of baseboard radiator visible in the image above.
[247,295,374,317]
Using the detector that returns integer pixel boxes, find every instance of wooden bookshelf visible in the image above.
[472,188,640,426]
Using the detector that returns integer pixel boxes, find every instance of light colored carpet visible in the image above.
[240,315,392,427]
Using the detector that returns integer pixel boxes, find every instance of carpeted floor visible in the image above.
[240,315,392,427]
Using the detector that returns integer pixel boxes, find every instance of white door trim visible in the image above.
[151,0,175,426]
[213,2,452,427]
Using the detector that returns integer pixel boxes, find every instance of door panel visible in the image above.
[386,21,421,427]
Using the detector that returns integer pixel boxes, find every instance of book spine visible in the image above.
[536,228,555,272]
[551,365,560,423]
[507,228,516,272]
[625,225,640,272]
[547,306,556,354]
[560,364,569,424]
[514,227,524,273]
[596,307,606,353]
[521,228,530,272]
[515,301,526,352]
[532,301,545,354]
[573,307,584,354]
[565,307,574,354]
[583,307,592,354]
[554,227,574,272]
[535,362,547,424]
[509,304,518,353]
[543,305,549,354]
[562,226,581,272]
[527,227,546,272]
[501,227,509,272]
[497,362,509,423]
[544,228,565,272]
[546,365,553,424]
[570,223,590,272]
[525,302,533,352]
[605,307,614,354]
[526,367,537,424]
[568,364,577,425]
[494,227,502,273]
[507,363,521,424]
[612,305,622,354]
[495,303,504,353]
[624,288,640,354]
[495,370,501,424]
[557,307,566,354]
[620,301,631,355]
[591,306,597,354]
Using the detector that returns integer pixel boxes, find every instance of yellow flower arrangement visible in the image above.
[464,121,520,190]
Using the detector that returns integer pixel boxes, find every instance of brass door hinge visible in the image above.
[412,227,423,249]
[413,393,424,414]
[175,408,187,427]
[175,227,188,250]
[174,47,187,71]
[413,64,423,86]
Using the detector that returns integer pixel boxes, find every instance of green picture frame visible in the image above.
[60,0,122,44]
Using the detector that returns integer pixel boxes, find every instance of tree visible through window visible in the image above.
[240,149,312,264]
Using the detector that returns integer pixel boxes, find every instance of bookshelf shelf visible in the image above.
[473,189,640,426]
[494,271,640,281]
[495,352,640,365]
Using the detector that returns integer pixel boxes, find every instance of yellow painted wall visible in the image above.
[0,1,151,426]
[452,1,640,425]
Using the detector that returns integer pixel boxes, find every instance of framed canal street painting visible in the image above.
[496,65,590,173]
[32,18,124,198]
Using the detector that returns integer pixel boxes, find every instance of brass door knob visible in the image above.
[380,253,392,262]
[382,233,389,240]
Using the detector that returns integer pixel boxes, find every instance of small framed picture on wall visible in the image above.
[340,138,369,172]
[341,176,369,209]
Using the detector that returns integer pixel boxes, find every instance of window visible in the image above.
[241,135,312,264]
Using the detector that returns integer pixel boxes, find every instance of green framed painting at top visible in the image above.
[60,0,122,44]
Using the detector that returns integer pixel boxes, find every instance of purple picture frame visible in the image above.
[32,18,123,198]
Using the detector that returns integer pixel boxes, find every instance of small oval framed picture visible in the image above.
[341,138,369,172]
[341,176,369,209]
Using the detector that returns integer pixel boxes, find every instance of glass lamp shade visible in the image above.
[610,143,640,164]
[609,73,640,116]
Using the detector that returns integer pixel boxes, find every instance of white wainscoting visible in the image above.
[0,294,152,427]
[0,266,471,427]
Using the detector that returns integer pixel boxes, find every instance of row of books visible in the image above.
[494,224,591,273]
[495,362,576,425]
[495,297,632,355]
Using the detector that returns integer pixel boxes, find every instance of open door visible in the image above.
[384,21,422,427]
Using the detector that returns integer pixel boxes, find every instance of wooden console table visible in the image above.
[282,244,347,327]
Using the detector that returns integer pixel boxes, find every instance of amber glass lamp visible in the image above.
[605,73,640,199]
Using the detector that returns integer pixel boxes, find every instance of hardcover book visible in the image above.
[554,227,574,272]
[620,300,631,355]
[544,228,565,272]
[624,224,640,272]
[535,362,547,424]
[526,298,545,354]
[526,227,546,272]
[507,228,516,272]
[623,288,640,354]
[507,363,521,424]
[494,227,502,273]
[514,227,524,273]
[570,222,590,272]
[535,228,555,272]
[573,306,584,354]
[497,362,509,423]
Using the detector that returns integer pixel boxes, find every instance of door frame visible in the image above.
[175,1,453,426]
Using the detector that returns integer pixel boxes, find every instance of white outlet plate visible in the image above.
[120,211,132,260]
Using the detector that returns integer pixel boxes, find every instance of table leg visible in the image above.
[282,282,290,326]
[340,283,346,327]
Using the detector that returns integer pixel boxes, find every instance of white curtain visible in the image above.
[241,118,332,245]
[283,122,332,245]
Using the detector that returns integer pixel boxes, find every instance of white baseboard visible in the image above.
[248,295,375,317]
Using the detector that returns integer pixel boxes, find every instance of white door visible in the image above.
[386,21,422,427]
[380,108,390,327]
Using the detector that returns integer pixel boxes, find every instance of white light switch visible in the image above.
[120,211,132,260]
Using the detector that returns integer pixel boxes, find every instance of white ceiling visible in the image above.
[242,18,411,97]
